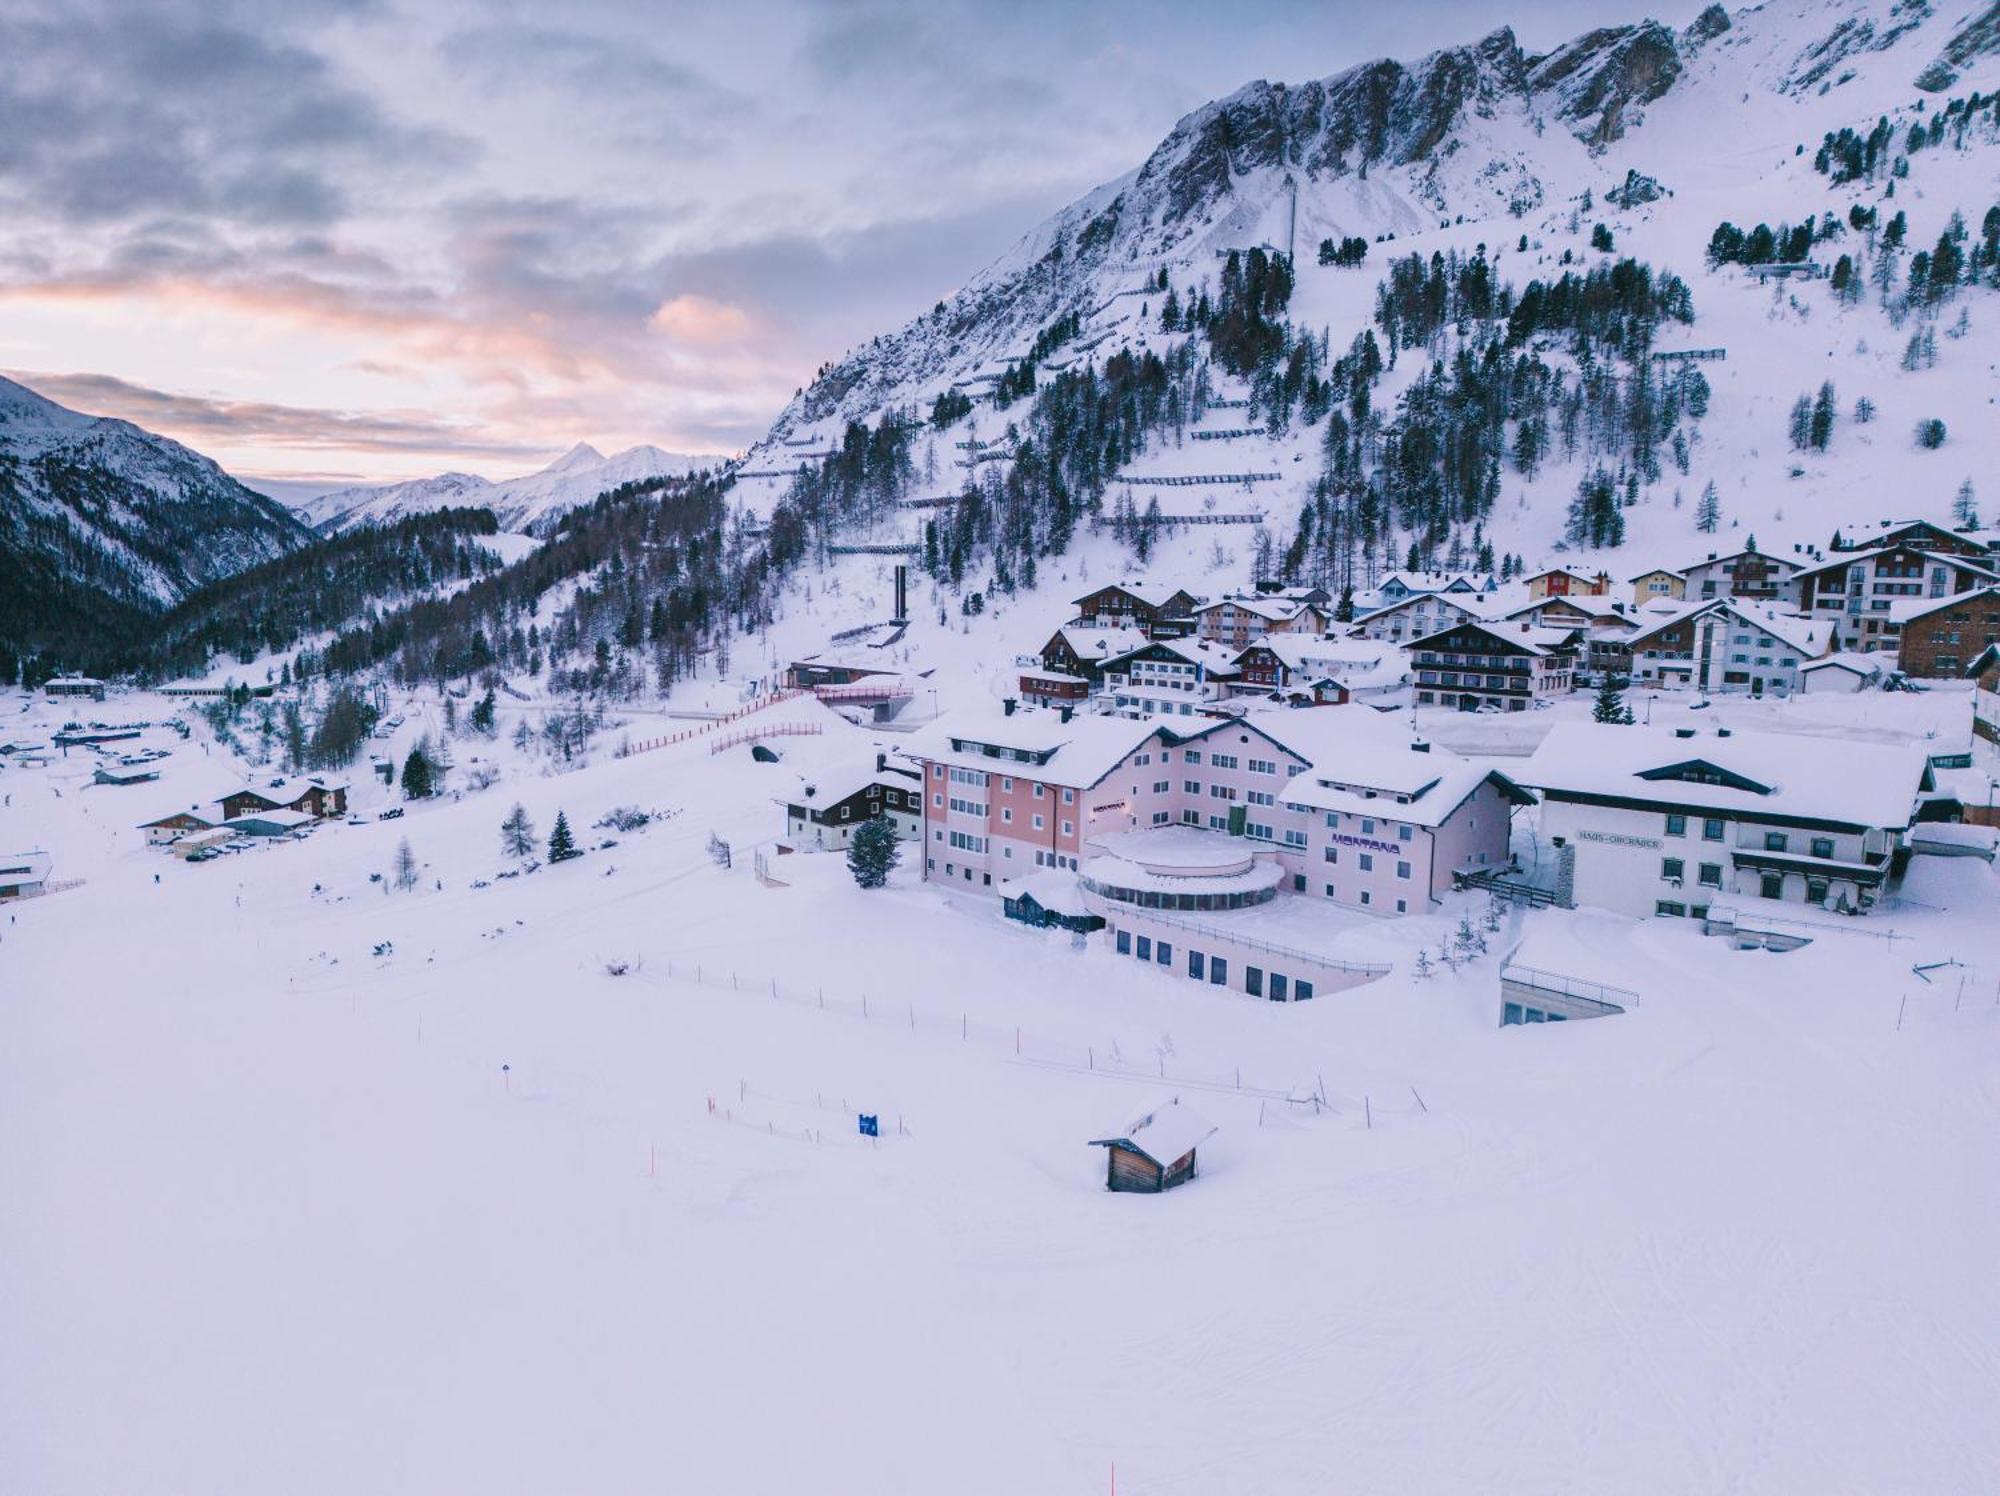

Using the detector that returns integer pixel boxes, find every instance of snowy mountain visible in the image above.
[742,0,2000,567]
[0,374,307,661]
[301,442,717,537]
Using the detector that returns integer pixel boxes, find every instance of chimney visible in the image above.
[1002,697,1017,716]
[1411,740,1431,754]
[1716,727,1732,738]
[1059,705,1074,724]
[876,751,887,773]
[1675,727,1696,738]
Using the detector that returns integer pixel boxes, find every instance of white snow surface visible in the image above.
[3,668,1998,1495]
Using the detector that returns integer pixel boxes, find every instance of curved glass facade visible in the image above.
[1079,875,1278,912]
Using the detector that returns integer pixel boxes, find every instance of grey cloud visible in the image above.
[5,368,552,460]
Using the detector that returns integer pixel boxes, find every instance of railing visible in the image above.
[1499,959,1636,1009]
[617,690,803,758]
[812,683,909,702]
[1117,472,1280,487]
[708,722,822,755]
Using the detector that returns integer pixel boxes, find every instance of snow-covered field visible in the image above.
[5,679,1998,1495]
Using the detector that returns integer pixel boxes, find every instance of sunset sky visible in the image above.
[0,0,1685,494]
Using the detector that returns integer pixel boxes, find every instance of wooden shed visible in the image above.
[1089,1098,1216,1193]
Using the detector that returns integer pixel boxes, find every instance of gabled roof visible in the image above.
[902,709,1160,791]
[1089,1097,1216,1168]
[1884,583,2000,626]
[1799,652,1884,676]
[1072,580,1196,611]
[1407,618,1579,656]
[1627,599,1830,655]
[1673,546,1802,574]
[1102,636,1243,677]
[1194,593,1323,623]
[1795,548,2000,583]
[1049,624,1152,660]
[1520,723,1930,829]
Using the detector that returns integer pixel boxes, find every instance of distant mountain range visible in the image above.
[295,442,717,537]
[0,373,308,665]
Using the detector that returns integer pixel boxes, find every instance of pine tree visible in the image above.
[1788,394,1814,451]
[393,837,419,891]
[1952,478,1979,528]
[847,815,901,890]
[1810,381,1837,451]
[501,802,536,860]
[470,687,496,736]
[400,744,434,800]
[1695,480,1722,534]
[1593,674,1635,725]
[547,811,580,863]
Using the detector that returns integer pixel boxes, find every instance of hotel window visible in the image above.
[1764,832,1787,852]
[1810,837,1834,859]
[1396,861,1411,879]
[1324,846,1338,864]
[1662,857,1685,881]
[1702,818,1724,841]
[1358,853,1373,872]
[1655,900,1687,917]
[1208,958,1227,986]
[1398,824,1413,840]
[1699,863,1722,887]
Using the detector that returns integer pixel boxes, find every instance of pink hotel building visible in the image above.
[908,706,1531,915]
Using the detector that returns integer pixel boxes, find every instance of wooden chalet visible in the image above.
[1409,620,1578,711]
[220,781,348,822]
[1089,1098,1217,1193]
[1039,625,1150,684]
[783,755,923,849]
[1835,520,1990,559]
[1070,582,1199,639]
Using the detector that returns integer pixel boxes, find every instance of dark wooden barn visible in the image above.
[1089,1098,1217,1194]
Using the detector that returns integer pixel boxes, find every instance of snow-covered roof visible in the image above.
[1882,584,2000,626]
[1194,593,1322,622]
[1794,549,2000,583]
[1798,652,1885,677]
[224,808,315,831]
[1626,599,1828,654]
[1243,635,1409,686]
[1103,636,1243,677]
[1520,723,1930,830]
[1073,580,1195,610]
[1671,546,1802,575]
[1090,1097,1216,1169]
[1052,624,1151,660]
[902,709,1160,791]
[1407,619,1577,656]
[1282,753,1529,828]
[997,869,1091,916]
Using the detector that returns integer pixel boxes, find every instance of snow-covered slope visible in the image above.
[302,443,717,537]
[0,373,306,622]
[742,0,2000,564]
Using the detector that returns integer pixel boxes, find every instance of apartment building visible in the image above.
[1626,600,1833,696]
[1522,723,1931,918]
[1793,544,1999,652]
[1408,620,1579,711]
